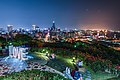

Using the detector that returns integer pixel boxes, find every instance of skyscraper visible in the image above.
[32,25,36,30]
[7,25,13,33]
[51,21,56,31]
[32,25,39,31]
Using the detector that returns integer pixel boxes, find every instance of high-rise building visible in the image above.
[0,28,4,31]
[7,25,13,32]
[32,25,36,30]
[32,25,40,31]
[51,21,56,31]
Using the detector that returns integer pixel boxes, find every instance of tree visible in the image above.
[0,37,6,43]
[13,34,33,46]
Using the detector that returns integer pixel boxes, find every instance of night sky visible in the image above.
[0,0,120,30]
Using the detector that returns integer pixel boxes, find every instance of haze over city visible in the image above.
[0,0,120,30]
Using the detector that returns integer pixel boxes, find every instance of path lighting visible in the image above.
[46,51,48,53]
[73,57,75,62]
[46,51,49,56]
[42,49,45,53]
[43,49,45,51]
[10,43,12,45]
[74,45,77,48]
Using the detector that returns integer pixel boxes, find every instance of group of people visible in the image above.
[46,53,55,59]
[64,59,84,80]
[71,69,83,80]
[65,67,83,80]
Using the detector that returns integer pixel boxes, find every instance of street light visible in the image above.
[46,51,49,56]
[74,45,77,48]
[73,57,75,62]
[46,51,48,53]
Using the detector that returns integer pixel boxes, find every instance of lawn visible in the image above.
[32,52,49,61]
[91,71,117,80]
[107,77,120,80]
[30,51,74,72]
[56,56,75,69]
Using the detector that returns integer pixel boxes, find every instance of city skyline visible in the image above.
[0,0,120,30]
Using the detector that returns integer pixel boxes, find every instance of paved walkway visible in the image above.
[26,61,65,77]
[0,61,66,78]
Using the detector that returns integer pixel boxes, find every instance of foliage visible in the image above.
[0,70,70,80]
[0,37,6,43]
[29,40,120,74]
[12,34,32,46]
[40,41,120,65]
[0,37,6,46]
[107,77,120,80]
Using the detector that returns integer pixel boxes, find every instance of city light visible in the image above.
[0,0,119,80]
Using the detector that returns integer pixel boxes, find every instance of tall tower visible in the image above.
[7,25,13,33]
[51,21,56,31]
